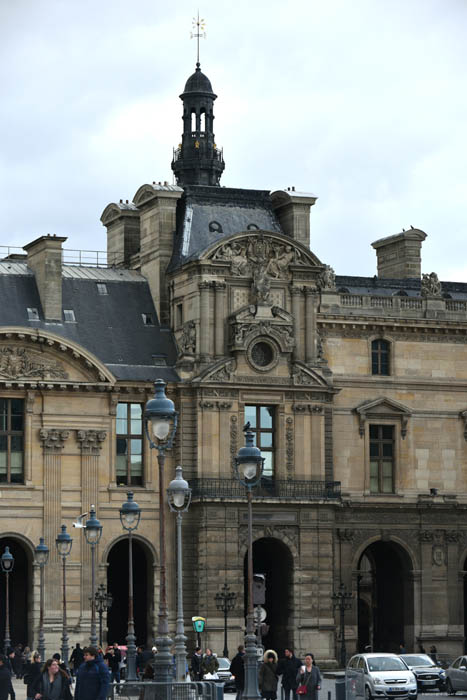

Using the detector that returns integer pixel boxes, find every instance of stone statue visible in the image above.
[318,264,336,291]
[251,264,271,304]
[180,320,196,354]
[421,271,441,297]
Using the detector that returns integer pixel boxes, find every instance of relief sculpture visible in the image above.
[211,234,307,281]
[0,346,68,380]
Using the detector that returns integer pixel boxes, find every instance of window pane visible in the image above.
[11,436,23,453]
[11,399,23,415]
[382,461,393,477]
[260,433,273,448]
[262,453,274,477]
[380,357,389,375]
[117,403,127,422]
[244,406,256,428]
[260,406,273,429]
[0,435,6,455]
[382,476,393,493]
[130,454,143,475]
[131,439,142,455]
[0,401,6,431]
[116,419,127,435]
[370,476,379,493]
[116,437,128,456]
[382,443,393,457]
[11,414,23,431]
[116,455,127,477]
[0,448,6,471]
[130,404,142,434]
[369,425,378,439]
[369,442,379,457]
[382,426,393,440]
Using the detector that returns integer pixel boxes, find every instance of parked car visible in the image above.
[400,654,446,692]
[347,653,418,700]
[445,655,467,694]
[213,657,236,692]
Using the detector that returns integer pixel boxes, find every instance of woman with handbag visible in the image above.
[296,654,321,700]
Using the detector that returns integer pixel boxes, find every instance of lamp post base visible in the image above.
[242,630,261,700]
[153,633,174,684]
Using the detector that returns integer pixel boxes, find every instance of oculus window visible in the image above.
[116,403,143,486]
[0,398,24,483]
[244,405,275,478]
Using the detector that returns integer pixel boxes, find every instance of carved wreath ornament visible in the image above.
[0,346,68,380]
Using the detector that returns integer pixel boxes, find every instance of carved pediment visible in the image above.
[291,362,331,388]
[193,358,237,384]
[354,397,412,438]
[0,346,68,381]
[229,304,294,354]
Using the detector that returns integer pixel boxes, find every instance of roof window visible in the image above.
[97,283,108,295]
[27,308,39,321]
[142,313,154,326]
[63,309,76,322]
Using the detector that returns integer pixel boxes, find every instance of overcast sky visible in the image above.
[1,0,466,280]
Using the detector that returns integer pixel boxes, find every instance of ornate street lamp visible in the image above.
[234,426,264,700]
[215,583,237,658]
[167,465,191,681]
[144,378,178,684]
[1,547,14,655]
[56,525,72,671]
[120,491,141,682]
[84,505,103,647]
[332,582,353,668]
[95,583,113,649]
[34,538,49,660]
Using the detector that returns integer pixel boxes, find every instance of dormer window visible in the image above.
[27,308,39,321]
[63,309,76,323]
[142,313,154,326]
[97,283,108,295]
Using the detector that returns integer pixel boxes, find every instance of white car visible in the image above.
[347,653,418,700]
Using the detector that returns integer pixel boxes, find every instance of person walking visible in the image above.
[103,647,121,685]
[69,643,84,677]
[278,648,302,700]
[0,655,15,700]
[201,649,219,677]
[230,645,245,700]
[191,647,203,681]
[32,658,73,700]
[259,650,278,700]
[296,654,321,700]
[23,652,42,700]
[74,646,109,700]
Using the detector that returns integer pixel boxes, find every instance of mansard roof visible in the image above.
[335,275,467,300]
[0,267,179,382]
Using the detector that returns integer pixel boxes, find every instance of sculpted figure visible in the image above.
[318,264,336,291]
[421,271,441,297]
[180,320,196,354]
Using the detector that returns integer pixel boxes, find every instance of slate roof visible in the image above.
[168,184,284,271]
[0,267,179,382]
[335,275,467,299]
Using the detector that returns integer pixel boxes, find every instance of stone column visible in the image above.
[76,430,107,621]
[290,287,303,361]
[305,287,316,364]
[199,282,211,360]
[214,281,226,358]
[39,429,70,611]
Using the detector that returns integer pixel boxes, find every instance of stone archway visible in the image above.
[0,536,33,647]
[357,540,414,653]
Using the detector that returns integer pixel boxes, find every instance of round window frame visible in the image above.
[246,339,278,372]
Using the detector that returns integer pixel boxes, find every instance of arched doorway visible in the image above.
[244,537,293,654]
[107,538,153,647]
[0,537,31,646]
[357,540,414,653]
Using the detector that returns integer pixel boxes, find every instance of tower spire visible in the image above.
[190,12,206,66]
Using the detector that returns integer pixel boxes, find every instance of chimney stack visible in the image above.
[23,235,67,321]
[372,229,427,279]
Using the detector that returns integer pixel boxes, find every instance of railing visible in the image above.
[108,680,218,700]
[339,293,463,314]
[0,246,124,268]
[190,478,341,500]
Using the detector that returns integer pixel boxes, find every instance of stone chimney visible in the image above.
[23,235,67,321]
[270,188,317,249]
[372,228,427,279]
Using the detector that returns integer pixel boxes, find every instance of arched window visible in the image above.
[200,111,206,132]
[191,111,196,132]
[371,339,390,376]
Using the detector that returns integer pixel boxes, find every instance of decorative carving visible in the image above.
[292,364,330,387]
[25,390,36,414]
[419,530,434,542]
[337,528,355,542]
[292,404,308,413]
[432,545,446,566]
[207,359,236,382]
[179,320,196,355]
[354,397,412,439]
[285,416,294,479]
[445,530,461,543]
[39,428,70,452]
[0,347,68,380]
[76,430,107,453]
[316,329,324,360]
[459,410,467,442]
[109,393,120,415]
[199,401,216,410]
[421,272,442,297]
[230,415,238,476]
[317,265,336,291]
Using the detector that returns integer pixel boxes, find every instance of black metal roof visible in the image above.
[335,275,467,299]
[182,63,214,95]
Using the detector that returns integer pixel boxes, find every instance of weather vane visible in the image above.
[190,12,206,65]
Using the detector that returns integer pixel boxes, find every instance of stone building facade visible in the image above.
[1,61,467,664]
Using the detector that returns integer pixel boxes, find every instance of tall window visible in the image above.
[116,403,143,486]
[372,339,390,376]
[244,405,275,478]
[369,425,394,493]
[0,399,24,484]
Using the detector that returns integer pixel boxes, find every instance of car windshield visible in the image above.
[368,657,406,672]
[401,655,434,667]
[217,658,230,670]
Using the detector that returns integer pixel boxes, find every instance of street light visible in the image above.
[215,583,237,658]
[84,505,103,648]
[332,581,353,668]
[234,426,264,700]
[120,491,141,682]
[167,465,191,681]
[144,378,178,684]
[56,525,72,672]
[1,547,14,655]
[95,583,113,649]
[34,538,49,660]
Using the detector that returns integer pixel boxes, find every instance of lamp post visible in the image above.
[332,581,353,668]
[1,547,14,655]
[234,427,264,700]
[95,583,113,649]
[215,583,237,658]
[56,525,72,671]
[34,538,49,660]
[84,505,103,648]
[120,491,141,682]
[167,465,191,681]
[144,378,178,684]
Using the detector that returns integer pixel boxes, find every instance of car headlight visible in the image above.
[439,671,446,677]
[373,677,384,685]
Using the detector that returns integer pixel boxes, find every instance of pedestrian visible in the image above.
[277,648,302,700]
[230,645,245,700]
[0,655,15,700]
[399,643,407,654]
[429,646,438,664]
[69,643,84,677]
[191,647,203,681]
[296,654,321,700]
[201,649,219,677]
[259,650,278,700]
[52,653,69,677]
[23,651,42,700]
[418,644,426,654]
[103,647,121,685]
[32,658,72,700]
[74,646,109,700]
[12,645,23,679]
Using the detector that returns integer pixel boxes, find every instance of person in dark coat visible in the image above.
[230,646,245,700]
[69,643,84,676]
[296,654,321,700]
[191,647,202,681]
[201,649,219,676]
[32,658,72,700]
[23,651,42,700]
[278,648,302,700]
[0,656,15,700]
[259,650,278,700]
[104,647,121,684]
[74,646,110,700]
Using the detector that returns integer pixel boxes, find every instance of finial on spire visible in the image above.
[190,12,206,66]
